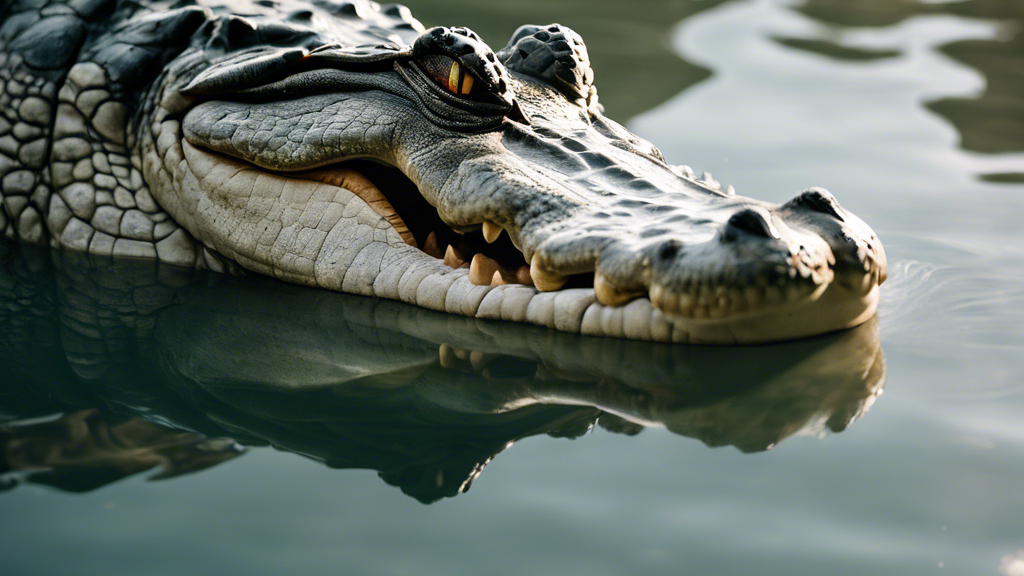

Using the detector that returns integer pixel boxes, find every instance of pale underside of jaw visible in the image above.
[181,144,878,344]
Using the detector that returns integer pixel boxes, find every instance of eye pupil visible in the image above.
[423,55,476,97]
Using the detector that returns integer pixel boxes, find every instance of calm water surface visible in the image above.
[2,1,1023,575]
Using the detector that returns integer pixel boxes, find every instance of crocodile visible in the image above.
[0,0,887,344]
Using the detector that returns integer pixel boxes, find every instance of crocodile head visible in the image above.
[140,2,886,344]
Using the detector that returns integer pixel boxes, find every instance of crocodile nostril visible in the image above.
[658,239,682,260]
[726,208,779,240]
[786,187,845,221]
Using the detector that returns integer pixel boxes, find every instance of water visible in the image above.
[2,1,1024,574]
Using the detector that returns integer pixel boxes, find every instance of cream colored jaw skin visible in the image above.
[171,142,878,344]
[177,141,412,288]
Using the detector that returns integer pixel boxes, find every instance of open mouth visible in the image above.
[224,153,598,292]
[322,158,538,288]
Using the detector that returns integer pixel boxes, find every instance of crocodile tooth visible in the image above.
[469,253,500,286]
[530,254,567,292]
[665,293,681,315]
[443,245,464,268]
[423,231,443,259]
[482,220,502,243]
[649,284,665,307]
[594,274,642,307]
[697,289,710,307]
[470,351,495,371]
[726,185,736,196]
[490,270,505,286]
[439,344,456,368]
[515,265,534,286]
[677,293,695,316]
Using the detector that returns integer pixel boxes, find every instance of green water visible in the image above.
[2,1,1023,575]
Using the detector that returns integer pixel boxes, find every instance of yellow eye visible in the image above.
[421,55,477,97]
[447,61,460,93]
[446,61,475,95]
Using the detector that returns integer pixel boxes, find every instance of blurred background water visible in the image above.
[2,0,1024,575]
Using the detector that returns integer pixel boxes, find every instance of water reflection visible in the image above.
[779,0,1024,181]
[0,241,885,503]
[0,411,242,493]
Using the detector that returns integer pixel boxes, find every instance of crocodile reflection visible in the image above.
[0,242,885,503]
[0,410,242,493]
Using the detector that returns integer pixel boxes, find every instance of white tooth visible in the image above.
[515,265,534,286]
[443,245,464,269]
[470,351,489,371]
[594,274,642,307]
[439,344,456,368]
[661,291,679,314]
[650,284,664,307]
[482,220,502,243]
[708,295,730,319]
[726,185,736,196]
[469,254,499,286]
[490,270,505,286]
[422,231,443,259]
[677,293,695,316]
[530,254,567,292]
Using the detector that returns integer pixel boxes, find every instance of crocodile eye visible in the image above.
[421,54,476,96]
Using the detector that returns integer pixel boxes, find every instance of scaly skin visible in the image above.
[0,0,887,343]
